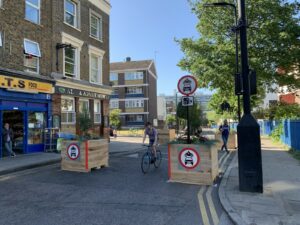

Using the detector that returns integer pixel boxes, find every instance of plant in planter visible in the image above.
[78,107,93,140]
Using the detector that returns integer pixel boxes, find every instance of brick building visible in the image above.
[110,58,158,128]
[0,0,111,157]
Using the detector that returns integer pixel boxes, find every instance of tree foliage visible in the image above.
[177,102,201,130]
[269,102,300,120]
[109,109,121,129]
[177,0,300,112]
[78,108,93,138]
[166,114,176,125]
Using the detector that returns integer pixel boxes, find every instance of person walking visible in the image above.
[219,119,230,153]
[3,123,16,157]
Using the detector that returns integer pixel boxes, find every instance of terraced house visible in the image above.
[110,58,158,128]
[0,0,111,158]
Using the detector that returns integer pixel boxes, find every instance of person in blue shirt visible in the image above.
[219,119,230,153]
[142,122,158,159]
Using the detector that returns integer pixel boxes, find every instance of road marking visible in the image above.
[218,151,227,165]
[198,186,210,225]
[219,151,232,173]
[206,186,219,225]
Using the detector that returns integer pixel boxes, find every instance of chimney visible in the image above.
[126,57,131,62]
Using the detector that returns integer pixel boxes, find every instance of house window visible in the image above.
[125,72,144,80]
[25,0,40,24]
[109,100,119,109]
[126,87,143,94]
[94,100,101,123]
[61,97,75,124]
[24,39,41,73]
[90,54,102,84]
[64,47,77,78]
[125,99,144,108]
[126,115,144,122]
[90,12,102,41]
[110,73,118,81]
[64,0,78,28]
[79,99,89,114]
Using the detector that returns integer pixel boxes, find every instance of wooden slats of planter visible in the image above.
[61,139,109,172]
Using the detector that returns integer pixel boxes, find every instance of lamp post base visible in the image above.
[237,114,263,193]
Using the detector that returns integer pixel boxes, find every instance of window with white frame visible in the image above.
[64,47,77,78]
[61,97,75,124]
[109,100,119,109]
[126,87,143,94]
[79,99,89,114]
[89,45,104,84]
[24,39,41,73]
[25,0,40,24]
[90,11,102,41]
[90,54,102,84]
[109,73,118,81]
[125,99,144,108]
[94,100,101,123]
[64,0,79,28]
[125,72,144,80]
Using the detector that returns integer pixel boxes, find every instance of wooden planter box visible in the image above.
[216,133,237,150]
[158,129,176,144]
[61,139,109,172]
[168,143,218,185]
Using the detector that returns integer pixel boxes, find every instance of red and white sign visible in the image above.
[177,75,198,96]
[178,148,200,169]
[67,143,80,160]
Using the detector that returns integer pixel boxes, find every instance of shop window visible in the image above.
[79,99,89,114]
[94,100,101,123]
[90,11,102,41]
[61,98,75,124]
[28,112,45,144]
[90,54,102,84]
[125,72,143,80]
[109,100,119,109]
[64,47,77,78]
[24,39,41,73]
[110,73,118,81]
[64,0,79,28]
[25,0,40,24]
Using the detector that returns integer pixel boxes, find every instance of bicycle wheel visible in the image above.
[141,152,151,174]
[154,150,162,168]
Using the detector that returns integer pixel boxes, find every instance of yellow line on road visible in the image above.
[198,186,210,225]
[219,151,232,173]
[206,186,219,225]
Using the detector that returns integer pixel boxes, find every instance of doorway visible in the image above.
[2,110,25,155]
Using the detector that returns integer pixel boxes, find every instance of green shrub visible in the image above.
[270,123,283,142]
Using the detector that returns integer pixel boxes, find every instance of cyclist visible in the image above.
[142,122,158,160]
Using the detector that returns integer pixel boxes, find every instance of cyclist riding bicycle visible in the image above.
[142,122,158,160]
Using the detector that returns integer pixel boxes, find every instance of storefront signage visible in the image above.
[67,143,80,160]
[178,147,200,169]
[55,86,109,99]
[0,75,53,94]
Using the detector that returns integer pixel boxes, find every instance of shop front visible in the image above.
[0,74,53,158]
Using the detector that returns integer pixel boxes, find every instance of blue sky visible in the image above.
[110,0,207,96]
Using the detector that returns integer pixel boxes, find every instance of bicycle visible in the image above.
[141,144,162,174]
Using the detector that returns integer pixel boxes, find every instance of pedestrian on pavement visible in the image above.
[3,123,16,157]
[142,122,158,160]
[219,119,230,153]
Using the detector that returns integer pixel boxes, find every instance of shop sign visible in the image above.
[178,147,200,169]
[0,75,53,94]
[55,86,109,99]
[67,143,80,160]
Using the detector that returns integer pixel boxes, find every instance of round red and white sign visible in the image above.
[178,148,200,169]
[177,75,198,96]
[67,143,80,160]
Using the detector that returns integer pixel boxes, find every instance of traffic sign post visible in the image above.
[177,75,198,144]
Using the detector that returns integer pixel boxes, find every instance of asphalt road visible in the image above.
[0,140,234,225]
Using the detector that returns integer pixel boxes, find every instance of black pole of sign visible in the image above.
[237,0,263,193]
[187,105,191,144]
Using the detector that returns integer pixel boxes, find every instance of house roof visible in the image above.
[110,60,153,72]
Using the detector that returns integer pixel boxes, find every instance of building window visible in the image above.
[61,97,75,124]
[24,39,41,73]
[25,0,40,24]
[79,99,89,114]
[112,88,118,95]
[126,115,144,122]
[125,99,144,108]
[90,12,102,41]
[125,72,143,80]
[90,54,102,84]
[94,100,101,123]
[64,0,79,28]
[64,47,77,78]
[126,87,143,94]
[110,73,118,81]
[109,100,119,109]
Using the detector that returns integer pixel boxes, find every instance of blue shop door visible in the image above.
[27,112,46,153]
[2,110,26,155]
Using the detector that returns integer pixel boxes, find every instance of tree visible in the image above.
[78,107,93,138]
[166,114,176,126]
[177,0,300,112]
[268,102,300,120]
[109,109,121,129]
[177,102,201,132]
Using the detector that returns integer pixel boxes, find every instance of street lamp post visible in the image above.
[204,2,241,122]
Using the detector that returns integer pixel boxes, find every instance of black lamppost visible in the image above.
[204,2,241,122]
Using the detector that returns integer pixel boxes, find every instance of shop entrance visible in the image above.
[2,110,25,155]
